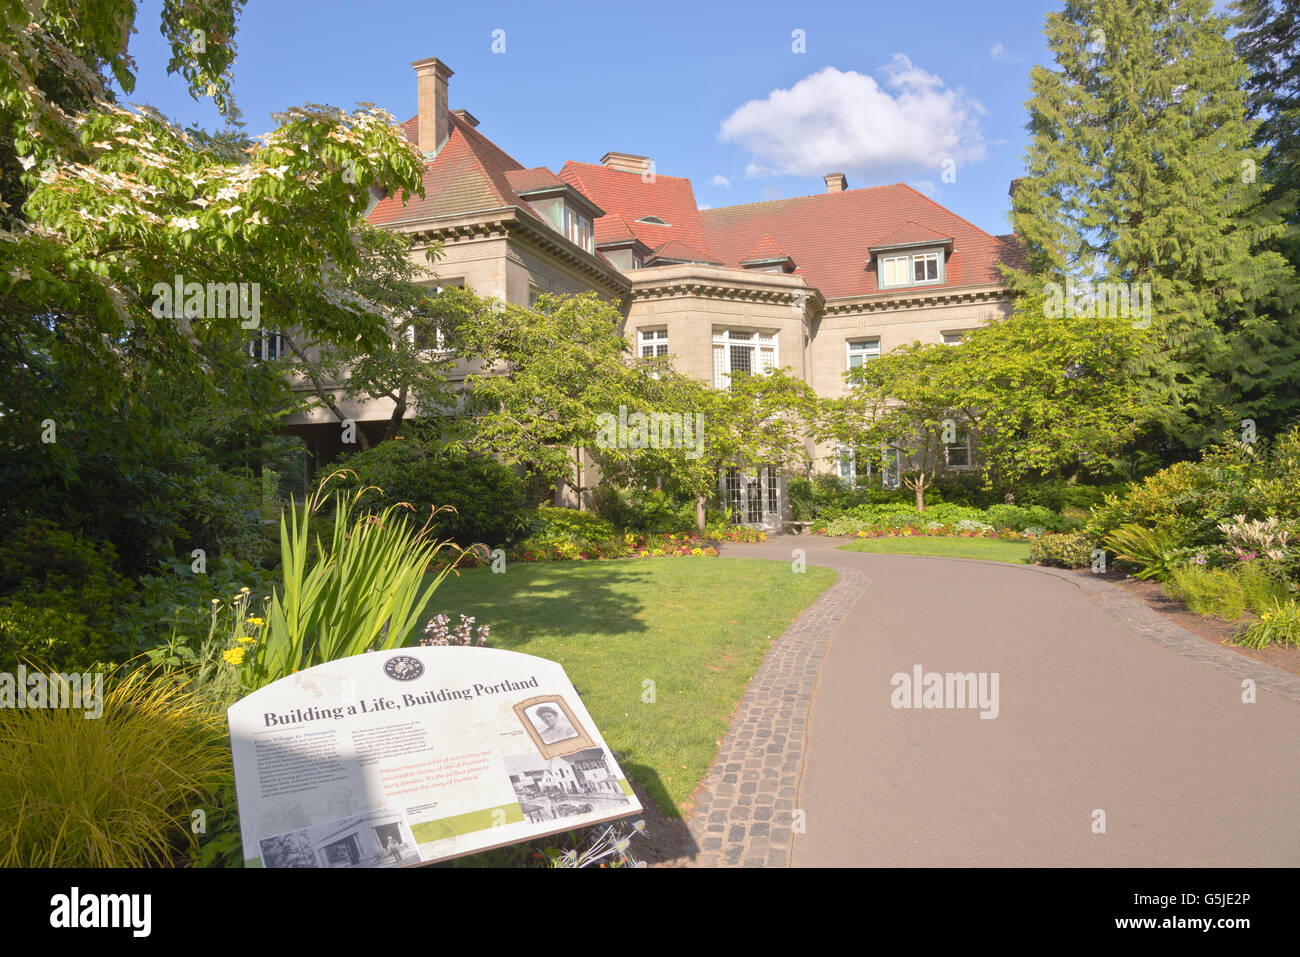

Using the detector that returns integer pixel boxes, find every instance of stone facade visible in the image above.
[279,54,1022,520]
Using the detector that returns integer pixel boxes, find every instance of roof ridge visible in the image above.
[561,159,695,185]
[703,181,903,216]
[894,183,1010,247]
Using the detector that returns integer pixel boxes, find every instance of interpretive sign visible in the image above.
[227,646,641,867]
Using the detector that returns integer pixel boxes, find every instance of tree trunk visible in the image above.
[695,492,707,536]
[381,385,408,442]
[915,483,925,512]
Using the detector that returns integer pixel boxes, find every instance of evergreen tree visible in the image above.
[1009,0,1298,458]
[1235,0,1300,266]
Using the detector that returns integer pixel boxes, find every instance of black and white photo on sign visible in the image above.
[257,806,418,868]
[524,701,579,744]
[504,747,630,824]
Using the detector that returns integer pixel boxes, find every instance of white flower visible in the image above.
[169,215,200,232]
[18,156,35,171]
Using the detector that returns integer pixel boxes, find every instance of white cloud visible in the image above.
[711,174,732,188]
[990,42,1021,63]
[719,56,986,180]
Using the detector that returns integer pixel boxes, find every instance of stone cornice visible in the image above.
[821,283,1014,316]
[392,207,631,297]
[628,264,824,321]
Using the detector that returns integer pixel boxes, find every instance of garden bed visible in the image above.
[1076,568,1300,677]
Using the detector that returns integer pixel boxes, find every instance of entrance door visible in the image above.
[721,466,782,531]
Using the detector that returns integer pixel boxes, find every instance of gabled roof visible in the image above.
[647,238,720,265]
[369,112,530,225]
[558,161,712,257]
[595,212,649,250]
[740,233,794,267]
[868,220,954,253]
[368,113,603,227]
[504,166,568,194]
[701,184,1023,299]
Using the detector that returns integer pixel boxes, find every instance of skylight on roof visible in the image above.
[636,216,670,226]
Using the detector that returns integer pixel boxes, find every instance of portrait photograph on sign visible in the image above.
[513,694,595,758]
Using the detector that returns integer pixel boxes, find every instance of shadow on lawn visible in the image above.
[416,560,662,647]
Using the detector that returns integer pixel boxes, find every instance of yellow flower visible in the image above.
[222,647,247,666]
[237,635,256,645]
[1262,613,1272,621]
[239,586,251,594]
[246,616,265,628]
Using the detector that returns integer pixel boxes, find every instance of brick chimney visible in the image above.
[824,172,848,193]
[601,151,653,175]
[412,57,453,158]
[1008,177,1025,199]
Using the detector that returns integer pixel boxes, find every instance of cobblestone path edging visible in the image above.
[676,551,868,867]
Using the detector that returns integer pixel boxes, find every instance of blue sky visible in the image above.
[125,0,1065,235]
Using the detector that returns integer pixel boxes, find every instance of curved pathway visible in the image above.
[681,536,1300,867]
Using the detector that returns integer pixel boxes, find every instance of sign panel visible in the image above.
[227,646,641,867]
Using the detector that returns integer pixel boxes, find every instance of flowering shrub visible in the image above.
[501,525,751,564]
[421,614,490,647]
[813,503,1075,538]
[1235,597,1300,649]
[1029,532,1097,569]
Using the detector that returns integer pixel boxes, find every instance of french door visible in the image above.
[721,466,782,530]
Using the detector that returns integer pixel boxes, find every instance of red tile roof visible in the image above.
[596,213,643,246]
[370,114,1020,301]
[648,238,720,265]
[504,166,569,194]
[369,112,530,225]
[740,233,794,265]
[558,161,710,255]
[869,220,953,250]
[701,185,1022,299]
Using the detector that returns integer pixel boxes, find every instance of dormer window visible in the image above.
[635,216,670,226]
[878,248,945,288]
[564,205,593,253]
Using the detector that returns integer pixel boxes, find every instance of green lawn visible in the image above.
[416,557,835,815]
[838,535,1033,563]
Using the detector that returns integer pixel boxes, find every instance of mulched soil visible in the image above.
[1070,568,1300,676]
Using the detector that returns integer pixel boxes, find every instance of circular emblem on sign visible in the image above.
[384,655,424,681]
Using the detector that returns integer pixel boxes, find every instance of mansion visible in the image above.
[283,55,1023,529]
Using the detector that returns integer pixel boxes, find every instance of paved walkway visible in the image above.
[680,536,1300,867]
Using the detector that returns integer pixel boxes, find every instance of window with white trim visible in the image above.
[712,329,776,390]
[912,252,940,282]
[838,449,855,486]
[409,281,462,353]
[877,248,945,288]
[564,205,593,253]
[247,330,283,361]
[945,431,971,469]
[847,338,880,369]
[942,330,971,345]
[638,327,669,358]
[836,447,873,488]
[881,446,902,489]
